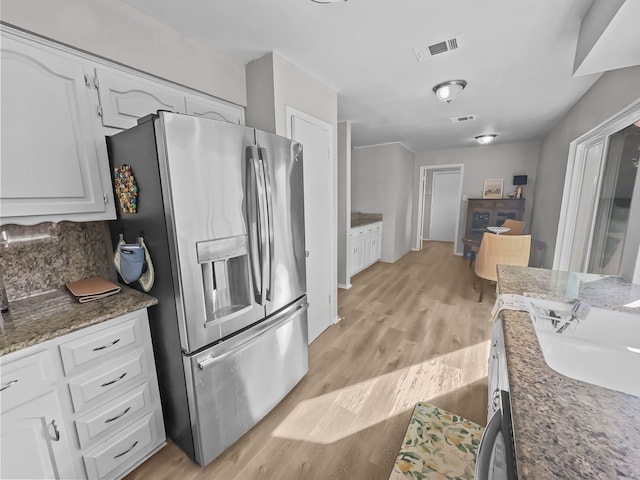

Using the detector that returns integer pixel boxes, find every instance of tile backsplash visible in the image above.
[0,222,114,301]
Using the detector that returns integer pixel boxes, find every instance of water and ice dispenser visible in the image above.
[197,235,254,328]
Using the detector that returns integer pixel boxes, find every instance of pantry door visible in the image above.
[288,108,334,344]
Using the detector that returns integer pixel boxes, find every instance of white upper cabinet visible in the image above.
[185,94,244,124]
[0,32,114,224]
[95,67,244,129]
[0,25,245,224]
[95,67,186,129]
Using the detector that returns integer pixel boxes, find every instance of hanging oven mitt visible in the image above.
[137,237,155,292]
[115,234,146,284]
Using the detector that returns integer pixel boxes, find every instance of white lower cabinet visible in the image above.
[0,309,165,479]
[1,350,77,480]
[348,222,382,276]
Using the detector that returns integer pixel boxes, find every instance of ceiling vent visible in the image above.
[413,34,463,62]
[450,114,477,123]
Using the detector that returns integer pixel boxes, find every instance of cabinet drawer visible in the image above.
[75,383,151,448]
[68,350,145,412]
[59,315,142,375]
[0,350,55,413]
[83,412,156,479]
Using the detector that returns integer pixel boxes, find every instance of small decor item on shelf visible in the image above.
[513,175,528,199]
[487,226,510,234]
[482,178,503,199]
[113,164,139,214]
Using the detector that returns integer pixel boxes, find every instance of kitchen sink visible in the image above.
[526,298,640,397]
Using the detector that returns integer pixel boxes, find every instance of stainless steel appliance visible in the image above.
[107,112,308,466]
[476,390,518,480]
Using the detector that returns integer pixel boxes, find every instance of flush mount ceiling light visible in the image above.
[433,79,467,103]
[310,0,347,3]
[475,134,497,145]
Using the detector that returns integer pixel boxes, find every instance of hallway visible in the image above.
[126,241,494,480]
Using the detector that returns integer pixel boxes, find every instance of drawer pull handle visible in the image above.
[51,419,61,441]
[0,379,18,392]
[100,372,127,387]
[113,440,138,459]
[105,406,131,423]
[92,338,121,351]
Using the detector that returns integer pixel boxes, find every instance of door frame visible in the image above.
[415,164,464,254]
[553,97,640,278]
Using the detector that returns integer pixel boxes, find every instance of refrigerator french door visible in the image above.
[107,112,308,466]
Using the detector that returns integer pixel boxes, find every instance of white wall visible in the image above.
[412,141,541,256]
[337,121,351,287]
[245,54,276,132]
[352,143,415,263]
[245,51,339,321]
[0,0,246,106]
[532,65,640,267]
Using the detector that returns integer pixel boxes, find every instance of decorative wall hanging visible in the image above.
[113,164,139,214]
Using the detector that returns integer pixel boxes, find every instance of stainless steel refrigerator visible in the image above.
[106,111,308,466]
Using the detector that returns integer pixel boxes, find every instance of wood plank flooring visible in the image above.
[125,241,494,480]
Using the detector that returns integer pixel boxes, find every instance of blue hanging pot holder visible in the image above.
[119,243,145,284]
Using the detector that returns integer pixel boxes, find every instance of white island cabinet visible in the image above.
[0,309,165,480]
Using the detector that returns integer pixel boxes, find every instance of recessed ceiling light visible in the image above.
[475,134,497,145]
[433,80,467,103]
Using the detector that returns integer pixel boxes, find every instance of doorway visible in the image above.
[429,171,462,241]
[415,165,464,253]
[287,107,335,344]
[554,99,640,283]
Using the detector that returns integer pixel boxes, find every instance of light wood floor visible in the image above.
[125,241,494,480]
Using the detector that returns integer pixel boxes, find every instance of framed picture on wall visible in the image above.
[483,179,503,199]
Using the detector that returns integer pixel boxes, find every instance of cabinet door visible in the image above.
[95,67,186,129]
[185,94,244,124]
[0,34,109,223]
[1,390,77,479]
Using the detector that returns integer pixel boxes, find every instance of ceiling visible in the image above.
[120,0,603,152]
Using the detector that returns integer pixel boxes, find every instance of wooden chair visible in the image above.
[474,233,531,302]
[501,219,525,235]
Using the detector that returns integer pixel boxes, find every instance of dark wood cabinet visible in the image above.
[463,198,525,256]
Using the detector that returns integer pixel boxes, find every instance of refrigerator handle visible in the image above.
[246,146,264,305]
[258,147,275,302]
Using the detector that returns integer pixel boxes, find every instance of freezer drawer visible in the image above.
[186,296,309,466]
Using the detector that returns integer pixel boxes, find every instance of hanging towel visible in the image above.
[138,237,155,292]
[490,293,530,322]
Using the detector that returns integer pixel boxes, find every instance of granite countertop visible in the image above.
[497,265,640,479]
[351,212,383,228]
[0,285,158,356]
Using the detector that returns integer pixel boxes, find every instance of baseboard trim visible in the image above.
[338,282,352,290]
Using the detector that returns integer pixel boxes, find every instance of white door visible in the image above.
[429,171,461,241]
[290,113,333,344]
